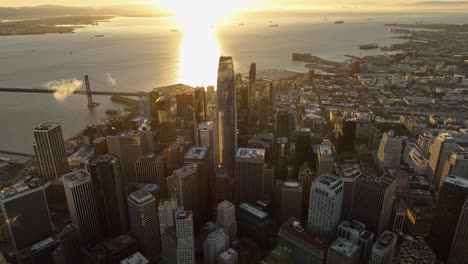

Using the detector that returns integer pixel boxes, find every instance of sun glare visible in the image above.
[157,0,239,28]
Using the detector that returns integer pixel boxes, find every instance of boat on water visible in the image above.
[334,21,344,24]
[94,34,104,37]
[359,43,379,50]
[269,24,279,27]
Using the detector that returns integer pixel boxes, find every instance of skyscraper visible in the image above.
[234,148,266,205]
[339,167,361,221]
[377,130,403,170]
[217,56,238,176]
[316,139,335,177]
[295,129,311,169]
[203,228,229,264]
[448,199,468,264]
[327,237,361,264]
[337,220,374,263]
[33,122,69,180]
[351,174,396,236]
[274,180,303,225]
[107,130,153,188]
[275,111,296,139]
[428,133,461,186]
[199,121,218,167]
[217,248,239,264]
[369,231,397,264]
[176,210,195,264]
[307,173,343,238]
[216,200,237,242]
[89,154,128,237]
[441,149,468,184]
[248,62,256,125]
[184,146,211,223]
[135,154,167,198]
[167,163,202,229]
[429,175,468,261]
[0,179,53,251]
[298,162,315,222]
[128,188,161,262]
[62,170,100,243]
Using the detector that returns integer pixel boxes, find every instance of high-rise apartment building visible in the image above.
[33,122,69,180]
[176,210,195,264]
[337,220,374,263]
[203,228,229,264]
[274,180,302,224]
[275,111,296,139]
[62,170,100,243]
[89,154,128,237]
[199,121,217,172]
[217,56,238,176]
[163,138,190,176]
[128,188,161,262]
[327,237,361,264]
[339,167,361,220]
[248,62,257,125]
[377,130,403,170]
[234,148,266,205]
[307,173,343,238]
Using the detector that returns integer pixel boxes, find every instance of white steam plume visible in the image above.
[106,73,117,86]
[44,79,83,101]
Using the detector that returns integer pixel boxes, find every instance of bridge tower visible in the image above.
[84,75,100,108]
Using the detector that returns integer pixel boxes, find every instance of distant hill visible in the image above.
[0,4,169,19]
[409,1,468,6]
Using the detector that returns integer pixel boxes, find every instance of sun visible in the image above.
[157,0,240,28]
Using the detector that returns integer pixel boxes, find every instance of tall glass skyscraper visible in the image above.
[216,56,237,177]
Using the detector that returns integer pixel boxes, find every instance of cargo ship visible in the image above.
[334,21,344,24]
[269,24,279,27]
[359,43,379,50]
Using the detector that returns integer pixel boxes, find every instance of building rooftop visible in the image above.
[0,176,44,200]
[62,169,90,184]
[340,220,366,232]
[199,121,215,129]
[374,231,397,250]
[207,228,226,240]
[218,248,238,261]
[239,203,269,220]
[184,146,208,160]
[236,148,265,160]
[116,130,144,138]
[318,140,334,157]
[317,173,342,191]
[120,252,149,264]
[104,234,137,254]
[173,163,198,177]
[330,237,360,257]
[444,174,468,188]
[129,189,154,206]
[33,122,60,131]
[280,217,330,250]
[176,210,193,221]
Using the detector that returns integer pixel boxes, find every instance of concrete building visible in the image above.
[204,228,229,264]
[158,197,178,235]
[107,130,153,187]
[167,163,202,229]
[33,122,69,180]
[377,130,403,170]
[217,56,238,177]
[62,170,100,243]
[278,217,328,264]
[429,175,468,262]
[448,199,468,264]
[237,203,275,250]
[216,200,237,242]
[234,148,266,205]
[327,237,361,264]
[307,173,344,238]
[176,210,195,264]
[120,252,149,264]
[351,174,396,236]
[417,130,440,158]
[396,236,436,264]
[214,168,229,205]
[337,220,374,263]
[135,154,167,198]
[316,139,335,177]
[274,180,302,224]
[128,189,161,262]
[217,248,238,264]
[339,167,361,220]
[369,231,397,264]
[441,149,468,183]
[402,143,428,176]
[427,133,461,186]
[89,154,128,237]
[0,178,53,251]
[184,146,211,224]
[163,139,190,176]
[298,162,315,222]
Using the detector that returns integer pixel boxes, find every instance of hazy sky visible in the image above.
[0,0,445,7]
